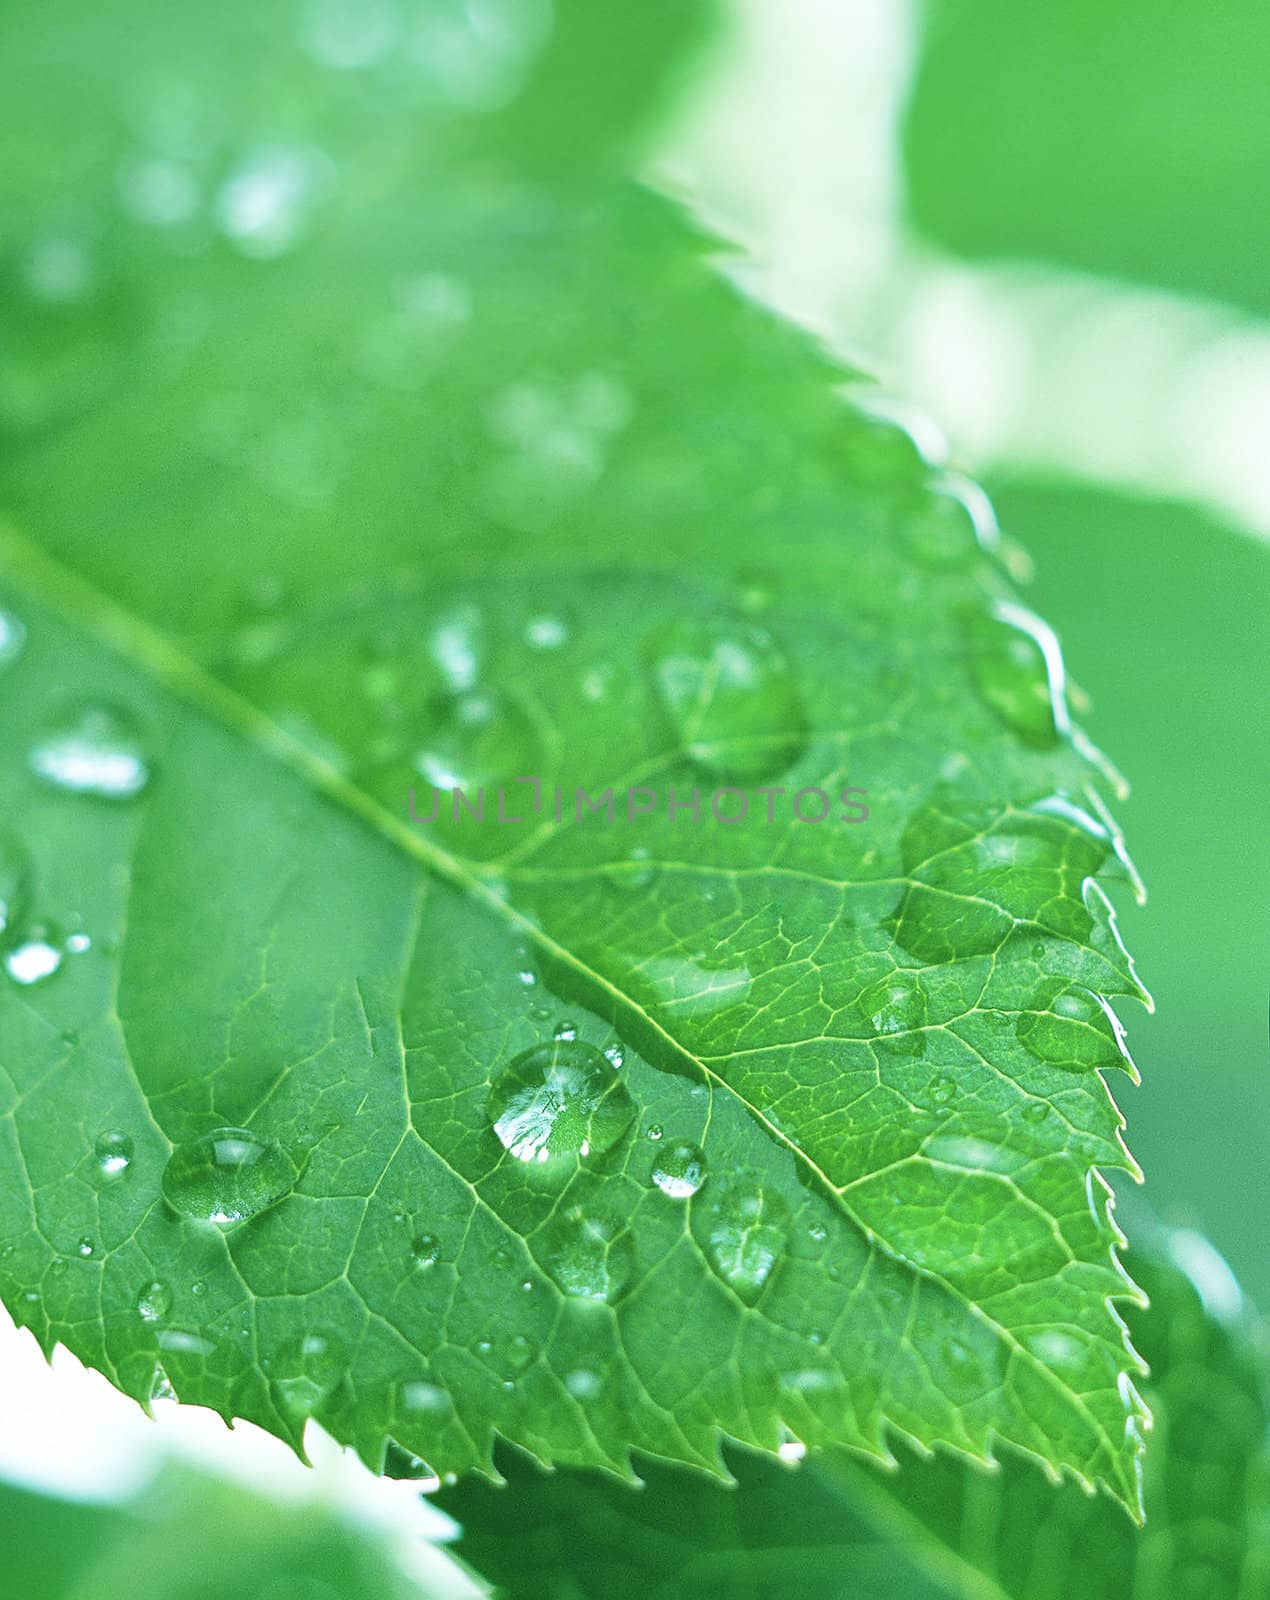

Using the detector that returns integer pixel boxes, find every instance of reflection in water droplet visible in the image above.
[5,923,64,986]
[29,701,150,799]
[215,144,334,260]
[136,1280,171,1322]
[94,1130,134,1179]
[0,831,32,947]
[648,616,806,783]
[413,688,539,792]
[968,602,1068,749]
[652,1143,707,1199]
[692,1172,790,1305]
[0,608,26,671]
[271,1331,345,1414]
[539,1207,633,1302]
[488,1039,634,1166]
[161,1127,299,1224]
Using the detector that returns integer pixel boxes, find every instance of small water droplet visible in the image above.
[270,1331,346,1414]
[647,615,806,783]
[928,1073,957,1106]
[524,613,569,650]
[488,1039,635,1166]
[29,701,150,799]
[412,687,540,792]
[858,973,928,1056]
[383,1441,436,1482]
[645,1123,663,1142]
[65,931,91,954]
[161,1127,299,1224]
[191,1280,207,1297]
[652,1143,707,1200]
[0,832,33,947]
[564,1366,601,1400]
[94,1130,134,1180]
[904,474,997,566]
[539,1206,634,1302]
[504,1333,534,1373]
[411,1233,440,1268]
[808,1221,828,1244]
[136,1280,171,1322]
[77,1237,95,1258]
[553,1021,578,1042]
[490,1244,512,1268]
[5,923,64,985]
[692,1172,790,1305]
[1021,1101,1049,1123]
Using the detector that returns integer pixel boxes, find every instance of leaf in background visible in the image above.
[904,0,1270,314]
[444,1232,1270,1599]
[0,0,1150,1506]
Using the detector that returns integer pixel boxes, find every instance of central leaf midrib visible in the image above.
[0,518,1132,1493]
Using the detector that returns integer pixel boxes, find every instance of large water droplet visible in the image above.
[1017,986,1128,1072]
[647,616,806,783]
[488,1039,635,1166]
[29,701,150,799]
[94,1130,134,1180]
[651,1143,707,1199]
[4,923,64,986]
[968,603,1068,749]
[0,831,32,947]
[161,1127,299,1224]
[136,1280,172,1323]
[692,1172,790,1305]
[413,687,539,792]
[270,1331,346,1415]
[858,973,928,1056]
[539,1206,634,1302]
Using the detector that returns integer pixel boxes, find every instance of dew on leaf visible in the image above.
[904,473,999,566]
[859,973,929,1056]
[564,1367,601,1400]
[94,1130,134,1180]
[1021,1101,1049,1123]
[270,1331,346,1414]
[383,1441,437,1483]
[651,1143,707,1199]
[647,615,806,783]
[401,1379,451,1416]
[411,1233,441,1268]
[927,1073,957,1106]
[0,831,33,947]
[691,1172,790,1305]
[524,613,569,650]
[136,1280,172,1323]
[413,687,540,791]
[29,700,150,799]
[553,1021,578,1042]
[5,924,64,986]
[539,1207,633,1302]
[488,1039,635,1165]
[967,602,1068,749]
[161,1127,299,1224]
[76,1237,95,1258]
[1017,986,1128,1072]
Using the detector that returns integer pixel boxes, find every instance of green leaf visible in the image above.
[904,0,1270,314]
[0,0,1149,1508]
[444,1231,1270,1599]
[0,1467,463,1600]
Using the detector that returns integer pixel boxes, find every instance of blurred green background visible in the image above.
[1,0,1266,1591]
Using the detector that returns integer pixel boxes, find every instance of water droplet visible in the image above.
[270,1331,345,1414]
[505,1333,534,1373]
[645,1123,663,1142]
[524,613,569,651]
[0,832,33,947]
[647,616,806,783]
[161,1127,299,1224]
[602,1042,624,1070]
[191,1280,207,1297]
[807,1221,828,1244]
[692,1172,790,1305]
[564,1367,601,1400]
[539,1207,634,1302]
[401,1379,451,1416]
[383,1441,436,1482]
[411,1233,440,1268]
[136,1280,171,1323]
[0,608,26,672]
[839,393,944,486]
[968,603,1068,749]
[858,973,928,1056]
[904,473,998,566]
[412,687,539,792]
[1017,987,1127,1072]
[5,924,64,986]
[1021,1101,1049,1123]
[652,1143,707,1199]
[215,144,334,260]
[77,1237,95,1258]
[488,1039,635,1166]
[29,701,150,799]
[94,1130,134,1180]
[65,932,91,954]
[553,1021,578,1042]
[927,1073,957,1106]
